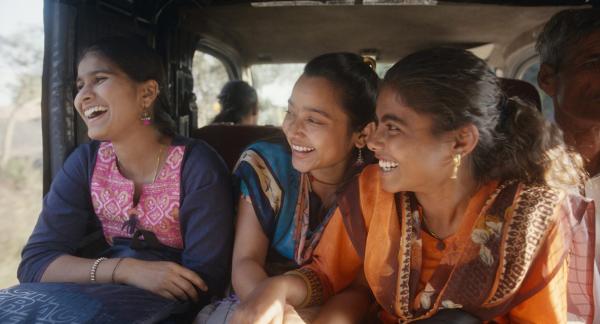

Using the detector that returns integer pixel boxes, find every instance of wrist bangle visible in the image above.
[90,257,107,283]
[285,268,324,308]
[111,258,125,284]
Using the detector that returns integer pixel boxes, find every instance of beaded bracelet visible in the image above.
[90,257,107,283]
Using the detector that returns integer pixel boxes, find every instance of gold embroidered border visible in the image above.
[486,184,561,305]
[396,193,415,319]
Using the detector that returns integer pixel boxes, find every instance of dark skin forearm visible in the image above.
[231,197,271,301]
[41,254,121,283]
[313,287,372,324]
[42,255,207,302]
[232,257,269,301]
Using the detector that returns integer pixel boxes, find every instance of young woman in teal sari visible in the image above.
[197,53,379,323]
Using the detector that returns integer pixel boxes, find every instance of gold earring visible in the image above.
[450,154,461,179]
[354,148,364,167]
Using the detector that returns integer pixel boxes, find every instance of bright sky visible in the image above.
[0,0,297,117]
[0,0,43,107]
[0,0,42,34]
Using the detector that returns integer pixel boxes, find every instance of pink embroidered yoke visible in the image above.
[91,142,185,249]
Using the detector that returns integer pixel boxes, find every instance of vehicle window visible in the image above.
[192,51,230,127]
[515,60,555,122]
[375,62,393,78]
[251,63,304,126]
[0,1,43,288]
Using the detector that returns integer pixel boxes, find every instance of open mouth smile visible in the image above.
[83,105,108,120]
[291,144,315,153]
[379,159,399,172]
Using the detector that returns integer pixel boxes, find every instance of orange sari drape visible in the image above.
[296,165,595,323]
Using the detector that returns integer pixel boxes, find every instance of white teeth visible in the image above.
[291,144,315,153]
[83,106,108,119]
[378,160,399,172]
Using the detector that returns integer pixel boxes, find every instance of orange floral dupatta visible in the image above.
[299,166,595,322]
[386,182,593,322]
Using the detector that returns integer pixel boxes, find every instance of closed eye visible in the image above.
[95,75,108,83]
[582,58,600,70]
[307,117,324,125]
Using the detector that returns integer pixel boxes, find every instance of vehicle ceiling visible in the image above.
[92,0,592,66]
[177,2,588,66]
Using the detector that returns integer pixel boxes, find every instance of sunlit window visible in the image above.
[192,51,230,127]
[251,64,304,126]
[375,62,393,78]
[0,1,43,288]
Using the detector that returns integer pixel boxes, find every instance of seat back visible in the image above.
[191,124,284,171]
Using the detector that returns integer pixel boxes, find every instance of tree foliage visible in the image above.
[0,26,44,168]
[0,26,43,107]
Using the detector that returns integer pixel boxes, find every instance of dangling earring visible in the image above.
[354,148,364,167]
[450,154,461,179]
[140,109,152,126]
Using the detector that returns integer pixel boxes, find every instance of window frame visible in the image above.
[192,37,243,128]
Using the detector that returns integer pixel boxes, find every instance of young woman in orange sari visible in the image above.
[230,47,595,323]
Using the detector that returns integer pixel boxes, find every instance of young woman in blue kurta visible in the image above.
[1,37,234,323]
[18,136,232,294]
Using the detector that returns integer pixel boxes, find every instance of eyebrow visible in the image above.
[76,68,115,82]
[380,113,408,126]
[287,99,333,119]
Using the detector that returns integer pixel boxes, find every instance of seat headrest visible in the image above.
[498,78,542,112]
[191,124,284,171]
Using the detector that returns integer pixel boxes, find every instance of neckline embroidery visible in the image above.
[91,142,185,249]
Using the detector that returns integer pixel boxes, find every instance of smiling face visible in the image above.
[74,52,146,141]
[367,86,456,193]
[282,75,359,180]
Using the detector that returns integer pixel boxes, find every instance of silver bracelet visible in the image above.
[90,257,108,283]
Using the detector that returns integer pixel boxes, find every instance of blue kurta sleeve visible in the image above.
[18,142,98,283]
[179,140,234,298]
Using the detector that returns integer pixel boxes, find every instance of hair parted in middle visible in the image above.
[79,36,177,137]
[303,52,379,133]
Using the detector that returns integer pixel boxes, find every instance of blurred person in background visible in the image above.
[211,80,259,125]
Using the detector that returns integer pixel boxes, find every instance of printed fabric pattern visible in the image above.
[91,142,184,249]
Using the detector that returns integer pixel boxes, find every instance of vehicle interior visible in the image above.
[42,0,594,190]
